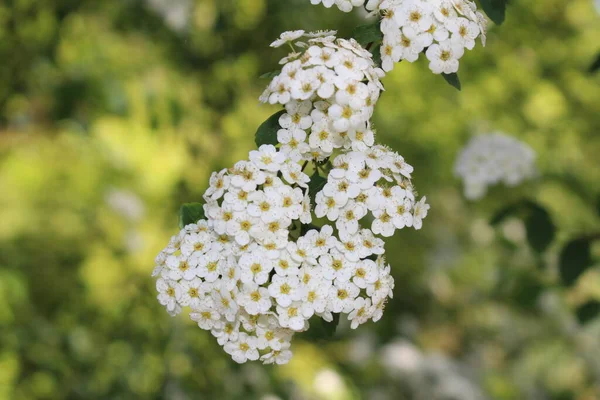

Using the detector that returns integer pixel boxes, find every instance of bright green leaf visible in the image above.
[442,73,461,91]
[179,202,205,228]
[352,21,383,46]
[479,0,508,25]
[255,109,286,147]
[559,238,593,287]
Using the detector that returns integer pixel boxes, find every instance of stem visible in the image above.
[365,42,373,51]
[301,160,309,172]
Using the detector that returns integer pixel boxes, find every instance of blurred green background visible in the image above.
[1,0,599,399]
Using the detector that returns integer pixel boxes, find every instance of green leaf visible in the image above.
[308,172,327,205]
[255,109,286,147]
[259,70,281,79]
[300,223,321,236]
[179,202,205,229]
[370,42,382,69]
[575,300,600,325]
[479,0,508,25]
[352,21,383,46]
[490,203,520,226]
[442,73,461,91]
[524,203,555,254]
[322,313,340,338]
[490,200,555,254]
[559,238,593,287]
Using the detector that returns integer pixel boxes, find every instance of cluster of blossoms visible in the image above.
[153,30,429,365]
[315,147,429,237]
[308,0,487,74]
[260,30,385,160]
[454,133,537,200]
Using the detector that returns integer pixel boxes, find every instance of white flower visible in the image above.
[248,189,283,223]
[352,259,379,288]
[261,348,293,365]
[280,100,313,130]
[156,278,182,316]
[179,278,204,309]
[412,196,430,229]
[204,169,230,201]
[211,286,239,322]
[277,301,307,331]
[196,250,224,282]
[280,162,310,187]
[328,280,360,313]
[239,284,272,315]
[230,161,266,192]
[448,17,480,50]
[304,225,338,257]
[301,281,331,318]
[225,333,260,363]
[278,128,307,159]
[269,274,301,307]
[239,249,274,285]
[165,254,197,281]
[274,250,301,276]
[425,40,465,74]
[371,208,396,237]
[190,299,223,330]
[319,249,355,282]
[336,201,367,236]
[270,30,305,48]
[348,297,373,329]
[249,144,286,172]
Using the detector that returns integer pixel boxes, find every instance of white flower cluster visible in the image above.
[306,0,488,74]
[260,30,385,160]
[454,133,537,200]
[315,147,429,237]
[152,30,430,366]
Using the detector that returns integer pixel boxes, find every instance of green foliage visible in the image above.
[559,238,593,287]
[442,72,461,91]
[479,0,508,25]
[0,0,599,398]
[308,171,327,205]
[179,202,205,228]
[259,70,281,79]
[352,21,383,46]
[491,200,556,254]
[255,109,286,147]
[575,300,600,325]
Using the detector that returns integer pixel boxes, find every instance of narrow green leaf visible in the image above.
[559,238,593,287]
[255,109,286,147]
[352,21,383,46]
[479,0,508,25]
[575,300,600,325]
[259,70,281,79]
[524,203,555,254]
[179,202,205,229]
[442,73,461,91]
[308,172,327,205]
